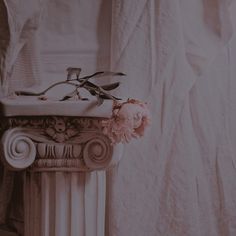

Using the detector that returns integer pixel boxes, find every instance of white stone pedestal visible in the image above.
[0,98,123,236]
[24,171,106,236]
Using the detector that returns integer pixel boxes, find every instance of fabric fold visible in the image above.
[108,0,235,235]
[0,0,44,95]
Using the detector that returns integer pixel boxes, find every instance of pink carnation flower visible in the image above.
[102,99,151,144]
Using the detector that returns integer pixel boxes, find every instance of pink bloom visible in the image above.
[102,99,151,144]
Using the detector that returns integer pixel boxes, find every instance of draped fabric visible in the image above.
[1,0,236,235]
[0,1,44,234]
[0,0,43,95]
[107,0,236,235]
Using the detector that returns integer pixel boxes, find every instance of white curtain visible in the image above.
[1,0,236,235]
[107,0,236,236]
[0,0,43,95]
[0,1,43,234]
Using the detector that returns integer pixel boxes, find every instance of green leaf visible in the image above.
[79,71,126,81]
[15,91,41,96]
[101,82,120,91]
[92,71,126,78]
[60,90,77,101]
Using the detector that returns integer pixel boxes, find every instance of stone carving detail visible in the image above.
[7,116,103,132]
[36,143,82,159]
[45,117,80,142]
[1,128,36,170]
[83,136,112,170]
[0,116,115,171]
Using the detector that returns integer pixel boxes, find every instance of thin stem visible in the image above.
[40,81,79,95]
[16,81,79,96]
[79,72,104,81]
[15,70,124,101]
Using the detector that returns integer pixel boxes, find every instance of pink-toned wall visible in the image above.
[25,1,236,235]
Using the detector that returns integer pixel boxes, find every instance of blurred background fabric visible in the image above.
[108,1,236,235]
[1,0,236,235]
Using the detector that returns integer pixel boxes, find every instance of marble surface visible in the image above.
[0,96,113,117]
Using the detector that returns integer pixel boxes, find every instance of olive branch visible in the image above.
[15,67,126,105]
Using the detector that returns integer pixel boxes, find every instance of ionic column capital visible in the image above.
[0,116,123,171]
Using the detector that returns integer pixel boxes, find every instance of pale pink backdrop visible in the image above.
[1,0,236,235]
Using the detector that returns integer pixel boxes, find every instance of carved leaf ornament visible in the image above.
[0,117,114,171]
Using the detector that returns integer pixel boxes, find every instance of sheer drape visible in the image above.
[0,1,43,234]
[107,0,236,235]
[1,0,236,235]
[0,0,43,95]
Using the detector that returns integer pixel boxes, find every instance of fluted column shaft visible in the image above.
[24,171,106,236]
[0,116,123,236]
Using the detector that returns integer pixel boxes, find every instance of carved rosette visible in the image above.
[0,116,122,172]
